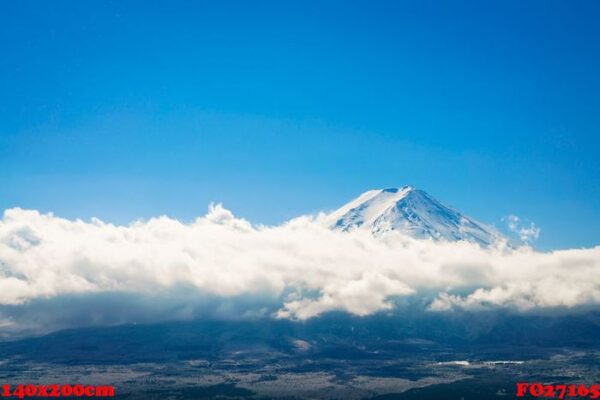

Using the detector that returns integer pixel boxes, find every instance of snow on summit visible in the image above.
[327,186,506,246]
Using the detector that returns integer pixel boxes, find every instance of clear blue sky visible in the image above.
[1,0,599,249]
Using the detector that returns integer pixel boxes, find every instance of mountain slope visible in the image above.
[327,186,506,246]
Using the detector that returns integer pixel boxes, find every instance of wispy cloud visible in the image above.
[0,205,598,334]
[504,214,541,242]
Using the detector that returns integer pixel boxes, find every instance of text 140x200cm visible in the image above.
[0,384,115,398]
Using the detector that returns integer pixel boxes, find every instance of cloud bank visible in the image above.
[0,205,599,334]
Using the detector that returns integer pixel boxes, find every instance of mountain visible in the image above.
[326,186,506,246]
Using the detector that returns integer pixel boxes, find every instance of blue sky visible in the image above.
[1,0,599,250]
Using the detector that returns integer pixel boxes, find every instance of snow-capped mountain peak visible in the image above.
[326,186,505,246]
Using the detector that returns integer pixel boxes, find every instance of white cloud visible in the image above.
[0,205,598,334]
[505,214,541,242]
